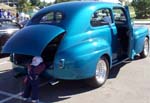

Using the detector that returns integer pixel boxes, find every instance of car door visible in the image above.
[90,8,118,62]
[113,6,134,59]
[124,6,134,59]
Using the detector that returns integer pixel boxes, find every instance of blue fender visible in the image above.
[53,34,112,79]
[133,26,149,54]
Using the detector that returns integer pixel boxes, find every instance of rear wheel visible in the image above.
[140,37,149,58]
[86,56,109,88]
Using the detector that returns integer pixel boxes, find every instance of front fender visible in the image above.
[53,38,111,79]
[133,26,149,54]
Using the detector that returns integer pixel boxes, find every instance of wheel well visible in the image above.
[102,54,110,68]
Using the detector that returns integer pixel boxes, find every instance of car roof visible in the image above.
[47,1,121,9]
[29,1,123,31]
[34,1,122,16]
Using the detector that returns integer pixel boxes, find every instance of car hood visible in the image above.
[2,24,65,56]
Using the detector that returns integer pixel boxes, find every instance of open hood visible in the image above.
[2,24,65,56]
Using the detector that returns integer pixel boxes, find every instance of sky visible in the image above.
[40,0,55,3]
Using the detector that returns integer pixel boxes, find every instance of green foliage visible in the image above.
[17,0,31,12]
[30,0,40,6]
[132,0,150,19]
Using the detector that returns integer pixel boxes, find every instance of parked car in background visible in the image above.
[0,19,21,57]
[2,1,150,87]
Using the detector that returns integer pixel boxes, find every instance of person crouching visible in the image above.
[23,56,46,103]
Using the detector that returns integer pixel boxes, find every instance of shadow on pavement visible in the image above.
[39,80,95,103]
[108,62,128,79]
[108,55,146,79]
[0,68,95,103]
[0,69,24,94]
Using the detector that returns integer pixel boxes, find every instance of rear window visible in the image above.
[32,11,64,24]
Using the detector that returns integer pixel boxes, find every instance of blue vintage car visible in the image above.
[2,1,150,87]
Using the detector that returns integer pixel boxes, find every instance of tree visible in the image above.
[38,1,49,8]
[30,0,40,6]
[132,0,150,19]
[17,0,34,13]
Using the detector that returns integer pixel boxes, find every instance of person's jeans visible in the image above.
[23,77,39,100]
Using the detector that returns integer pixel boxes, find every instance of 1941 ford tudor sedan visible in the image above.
[2,1,150,87]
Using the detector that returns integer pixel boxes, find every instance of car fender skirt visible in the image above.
[2,24,65,56]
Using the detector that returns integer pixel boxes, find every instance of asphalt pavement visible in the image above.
[0,55,150,103]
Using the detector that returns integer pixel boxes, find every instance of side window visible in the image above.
[113,8,127,24]
[40,12,63,24]
[55,12,63,23]
[91,8,112,27]
[40,12,54,23]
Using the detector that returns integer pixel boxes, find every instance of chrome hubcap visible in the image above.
[144,39,149,56]
[96,59,107,84]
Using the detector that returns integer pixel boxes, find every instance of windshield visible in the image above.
[31,11,64,25]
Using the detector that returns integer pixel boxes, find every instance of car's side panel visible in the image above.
[108,24,118,61]
[53,25,112,79]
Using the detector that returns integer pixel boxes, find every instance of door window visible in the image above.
[113,8,127,24]
[91,8,112,27]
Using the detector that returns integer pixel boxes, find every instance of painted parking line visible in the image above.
[0,91,22,103]
[0,82,48,103]
[0,92,45,103]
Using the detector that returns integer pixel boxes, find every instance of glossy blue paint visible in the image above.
[2,1,149,80]
[124,6,134,59]
[133,26,149,54]
[2,24,65,56]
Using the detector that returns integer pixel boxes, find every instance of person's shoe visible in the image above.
[31,99,39,103]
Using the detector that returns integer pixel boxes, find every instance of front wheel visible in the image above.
[86,56,109,88]
[140,37,149,58]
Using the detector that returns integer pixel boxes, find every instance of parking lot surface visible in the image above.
[0,24,150,103]
[0,55,150,103]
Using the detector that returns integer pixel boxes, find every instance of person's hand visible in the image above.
[27,64,32,70]
[23,76,28,84]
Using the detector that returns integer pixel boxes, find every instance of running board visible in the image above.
[48,79,60,86]
[112,58,129,67]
